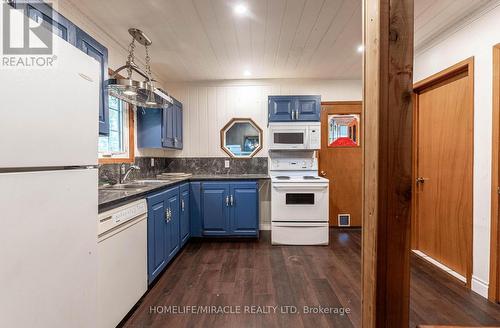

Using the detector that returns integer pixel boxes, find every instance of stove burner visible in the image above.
[303,176,320,180]
[275,176,290,180]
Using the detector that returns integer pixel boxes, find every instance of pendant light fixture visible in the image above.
[106,28,172,108]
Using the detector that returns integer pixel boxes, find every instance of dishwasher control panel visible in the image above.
[98,199,147,236]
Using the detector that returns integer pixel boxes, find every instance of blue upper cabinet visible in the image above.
[137,97,183,150]
[296,96,321,121]
[137,108,164,148]
[269,96,294,121]
[75,28,109,135]
[201,181,259,237]
[24,2,77,45]
[173,99,183,149]
[268,95,321,122]
[162,105,175,148]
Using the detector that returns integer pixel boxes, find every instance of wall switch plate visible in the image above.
[225,160,230,168]
[151,158,155,167]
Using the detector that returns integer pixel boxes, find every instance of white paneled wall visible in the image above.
[137,79,362,158]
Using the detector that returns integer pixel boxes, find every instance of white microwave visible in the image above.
[268,122,321,150]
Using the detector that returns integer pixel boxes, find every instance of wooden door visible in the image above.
[413,59,474,283]
[318,101,363,227]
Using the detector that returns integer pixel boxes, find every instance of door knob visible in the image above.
[320,171,327,177]
[416,177,428,184]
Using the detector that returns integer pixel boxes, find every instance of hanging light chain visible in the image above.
[145,44,153,83]
[126,37,136,79]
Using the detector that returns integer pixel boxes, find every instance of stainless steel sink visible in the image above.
[133,180,168,184]
[99,180,167,192]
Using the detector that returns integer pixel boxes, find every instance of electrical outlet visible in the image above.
[151,158,155,167]
[225,160,230,168]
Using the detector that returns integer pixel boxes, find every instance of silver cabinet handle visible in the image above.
[230,195,234,206]
[296,110,299,120]
[291,110,295,120]
[181,199,185,211]
[225,195,229,207]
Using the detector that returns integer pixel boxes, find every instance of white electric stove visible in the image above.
[269,153,329,245]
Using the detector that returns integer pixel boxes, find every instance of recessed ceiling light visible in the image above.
[234,4,248,15]
[243,69,251,76]
[357,45,365,53]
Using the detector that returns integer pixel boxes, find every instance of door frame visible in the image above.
[412,57,475,287]
[489,44,500,302]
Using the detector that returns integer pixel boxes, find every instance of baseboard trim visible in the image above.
[412,249,467,283]
[472,275,489,298]
[260,223,271,231]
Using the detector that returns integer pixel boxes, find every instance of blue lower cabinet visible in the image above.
[201,181,259,237]
[201,183,231,236]
[146,190,168,283]
[165,187,180,260]
[146,185,180,284]
[180,183,190,246]
[230,183,259,235]
[190,182,203,237]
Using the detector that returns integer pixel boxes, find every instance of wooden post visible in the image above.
[362,0,414,327]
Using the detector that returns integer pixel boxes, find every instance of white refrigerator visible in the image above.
[0,36,99,328]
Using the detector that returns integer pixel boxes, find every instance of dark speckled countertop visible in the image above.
[98,174,269,213]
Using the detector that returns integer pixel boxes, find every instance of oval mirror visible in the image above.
[220,118,263,158]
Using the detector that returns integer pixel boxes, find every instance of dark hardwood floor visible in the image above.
[122,229,500,328]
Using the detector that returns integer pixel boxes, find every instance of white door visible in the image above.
[0,37,99,168]
[0,169,97,328]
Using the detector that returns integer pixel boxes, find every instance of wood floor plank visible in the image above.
[120,230,500,328]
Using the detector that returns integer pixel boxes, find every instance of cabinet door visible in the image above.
[162,105,175,148]
[76,28,109,135]
[295,96,321,121]
[137,107,163,148]
[180,183,190,246]
[190,182,203,237]
[24,1,77,45]
[230,182,259,236]
[201,183,230,236]
[147,191,168,283]
[269,96,294,122]
[173,100,183,149]
[165,188,180,260]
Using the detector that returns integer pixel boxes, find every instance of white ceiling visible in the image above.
[415,0,495,50]
[67,0,497,83]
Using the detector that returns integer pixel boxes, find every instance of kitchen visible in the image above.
[2,1,500,328]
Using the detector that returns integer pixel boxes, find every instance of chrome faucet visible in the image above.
[120,164,140,184]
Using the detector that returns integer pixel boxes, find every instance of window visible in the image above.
[98,95,135,163]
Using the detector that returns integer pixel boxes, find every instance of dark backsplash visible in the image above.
[99,157,268,184]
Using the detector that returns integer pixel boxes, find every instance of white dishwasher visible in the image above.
[98,199,148,328]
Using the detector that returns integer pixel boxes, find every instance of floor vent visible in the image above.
[338,214,351,227]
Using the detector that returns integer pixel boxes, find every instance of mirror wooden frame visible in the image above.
[220,118,263,158]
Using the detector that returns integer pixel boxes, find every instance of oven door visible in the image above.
[271,183,329,222]
[269,126,308,150]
